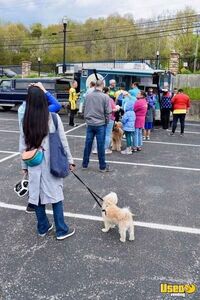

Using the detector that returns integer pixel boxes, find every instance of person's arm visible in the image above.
[32,82,61,112]
[187,97,190,110]
[45,91,61,112]
[19,125,28,171]
[171,95,176,104]
[104,95,111,124]
[57,114,74,167]
[133,101,139,112]
[121,113,128,125]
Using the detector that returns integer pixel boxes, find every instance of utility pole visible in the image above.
[194,30,199,73]
[62,16,68,74]
[38,57,41,77]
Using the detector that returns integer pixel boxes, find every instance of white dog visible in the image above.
[101,192,135,242]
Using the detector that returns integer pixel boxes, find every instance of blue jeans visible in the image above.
[134,128,143,147]
[105,120,114,149]
[82,124,106,170]
[34,200,69,238]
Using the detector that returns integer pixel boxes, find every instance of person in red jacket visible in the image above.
[170,89,190,136]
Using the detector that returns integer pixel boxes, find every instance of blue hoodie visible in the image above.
[122,100,136,132]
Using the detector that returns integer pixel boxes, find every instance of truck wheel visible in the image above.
[2,106,12,111]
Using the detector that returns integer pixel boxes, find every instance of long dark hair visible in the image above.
[23,86,49,150]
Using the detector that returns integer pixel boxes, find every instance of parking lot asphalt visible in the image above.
[0,108,200,300]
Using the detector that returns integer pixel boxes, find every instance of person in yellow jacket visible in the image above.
[69,80,79,126]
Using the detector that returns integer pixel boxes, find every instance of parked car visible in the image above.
[0,68,17,78]
[0,77,72,111]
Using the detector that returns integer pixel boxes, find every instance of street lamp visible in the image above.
[62,16,68,74]
[38,57,41,77]
[156,50,160,69]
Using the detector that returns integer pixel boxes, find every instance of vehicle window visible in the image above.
[15,81,55,90]
[55,80,71,92]
[0,80,11,89]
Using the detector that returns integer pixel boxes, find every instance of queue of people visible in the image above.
[17,79,190,239]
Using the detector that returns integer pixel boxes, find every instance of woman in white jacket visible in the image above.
[19,84,75,240]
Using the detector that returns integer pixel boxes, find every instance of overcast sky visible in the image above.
[0,0,199,25]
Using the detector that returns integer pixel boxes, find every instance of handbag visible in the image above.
[14,175,29,198]
[22,148,44,167]
[49,113,69,178]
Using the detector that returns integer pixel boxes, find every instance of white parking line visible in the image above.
[0,118,18,121]
[66,134,200,147]
[0,123,86,135]
[186,123,200,127]
[0,151,199,171]
[65,123,85,134]
[0,129,19,133]
[0,201,199,235]
[0,150,18,154]
[167,129,200,135]
[74,157,200,172]
[0,152,19,163]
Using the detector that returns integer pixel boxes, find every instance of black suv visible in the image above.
[0,77,72,111]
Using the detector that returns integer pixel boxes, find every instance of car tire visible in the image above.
[2,106,12,111]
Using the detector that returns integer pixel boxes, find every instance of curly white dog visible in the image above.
[101,192,135,243]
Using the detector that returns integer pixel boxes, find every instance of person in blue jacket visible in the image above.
[18,82,62,213]
[121,99,136,155]
[128,82,140,98]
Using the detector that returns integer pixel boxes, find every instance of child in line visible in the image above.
[143,88,156,140]
[121,100,136,155]
[133,91,148,151]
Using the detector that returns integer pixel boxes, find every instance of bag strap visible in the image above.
[51,112,58,130]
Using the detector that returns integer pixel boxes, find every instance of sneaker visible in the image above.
[146,136,150,140]
[132,147,137,152]
[105,149,112,154]
[57,228,75,240]
[121,148,132,155]
[92,149,98,154]
[170,132,175,136]
[180,133,184,137]
[143,136,146,140]
[26,205,35,213]
[137,147,142,151]
[82,166,88,170]
[38,224,54,237]
[99,165,111,173]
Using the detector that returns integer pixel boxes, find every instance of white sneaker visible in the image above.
[38,224,54,237]
[105,149,112,154]
[57,228,75,240]
[92,149,97,154]
[146,136,150,140]
[121,148,132,155]
[143,136,146,140]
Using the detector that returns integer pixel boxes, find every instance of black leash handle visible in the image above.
[71,171,103,208]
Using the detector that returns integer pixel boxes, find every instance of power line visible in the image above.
[0,19,198,44]
[0,23,198,50]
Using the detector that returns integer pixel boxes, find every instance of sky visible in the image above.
[0,0,199,25]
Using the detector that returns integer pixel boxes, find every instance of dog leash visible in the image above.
[71,171,103,208]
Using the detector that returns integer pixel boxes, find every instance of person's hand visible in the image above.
[69,164,76,172]
[33,82,47,93]
[22,169,28,176]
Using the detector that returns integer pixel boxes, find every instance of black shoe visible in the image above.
[99,165,112,173]
[170,132,175,136]
[26,204,35,213]
[57,228,75,240]
[180,133,184,137]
